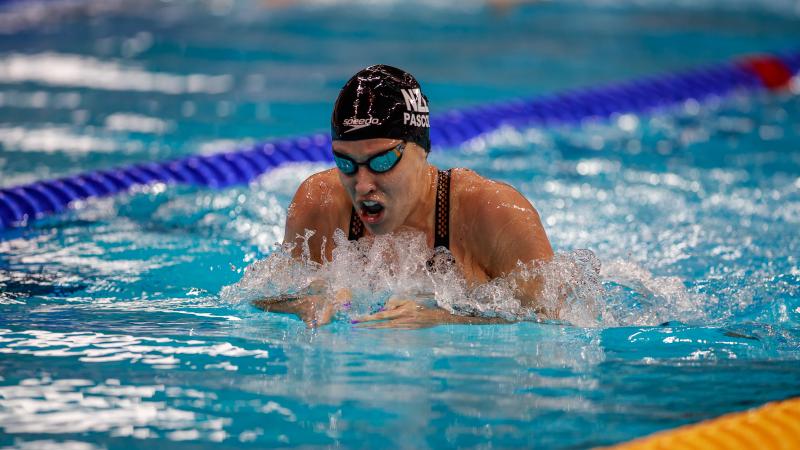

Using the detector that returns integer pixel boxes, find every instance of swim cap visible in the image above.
[331,64,431,152]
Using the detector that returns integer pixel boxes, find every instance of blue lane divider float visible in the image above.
[0,52,797,230]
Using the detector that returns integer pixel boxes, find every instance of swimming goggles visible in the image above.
[333,142,405,176]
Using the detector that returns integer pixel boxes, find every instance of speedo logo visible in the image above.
[343,117,381,133]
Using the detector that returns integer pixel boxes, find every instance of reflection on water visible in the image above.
[0,376,227,440]
[0,53,232,95]
[0,329,268,367]
[2,320,798,448]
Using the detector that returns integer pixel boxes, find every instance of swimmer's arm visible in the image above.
[268,171,350,326]
[475,185,556,315]
[283,171,343,263]
[253,294,331,328]
[354,298,510,329]
[253,286,351,328]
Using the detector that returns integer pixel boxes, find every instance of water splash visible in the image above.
[221,230,719,328]
[600,259,707,327]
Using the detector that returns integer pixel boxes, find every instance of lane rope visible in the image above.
[0,52,797,229]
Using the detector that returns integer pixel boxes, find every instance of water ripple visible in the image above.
[0,330,268,370]
[0,376,226,439]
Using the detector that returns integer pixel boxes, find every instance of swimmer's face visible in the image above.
[333,138,428,234]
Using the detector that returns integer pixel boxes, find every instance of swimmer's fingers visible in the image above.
[355,310,437,330]
[355,314,437,330]
[356,320,427,330]
[305,290,352,328]
[353,299,413,323]
[252,294,302,309]
[352,308,402,323]
[301,294,351,328]
[252,294,337,328]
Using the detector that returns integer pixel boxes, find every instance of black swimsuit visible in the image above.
[348,169,452,250]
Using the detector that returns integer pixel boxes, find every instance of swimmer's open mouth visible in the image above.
[359,200,385,223]
[361,200,384,215]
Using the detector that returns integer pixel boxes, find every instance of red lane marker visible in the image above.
[739,55,794,90]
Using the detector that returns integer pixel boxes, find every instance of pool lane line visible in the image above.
[602,395,800,450]
[0,52,797,230]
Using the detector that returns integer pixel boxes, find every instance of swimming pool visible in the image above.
[1,0,800,448]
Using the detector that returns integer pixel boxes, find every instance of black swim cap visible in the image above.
[331,64,431,152]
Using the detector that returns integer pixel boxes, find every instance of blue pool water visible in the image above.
[1,1,800,448]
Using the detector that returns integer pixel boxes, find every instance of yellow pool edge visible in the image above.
[603,396,800,450]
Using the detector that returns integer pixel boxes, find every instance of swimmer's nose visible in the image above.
[353,169,377,196]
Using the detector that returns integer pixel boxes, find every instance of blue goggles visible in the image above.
[332,142,405,176]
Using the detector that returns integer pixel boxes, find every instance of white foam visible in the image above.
[223,225,724,328]
[223,230,611,325]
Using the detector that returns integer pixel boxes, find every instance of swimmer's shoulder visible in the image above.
[287,169,350,230]
[451,168,537,214]
[450,168,552,275]
[292,169,348,207]
[450,167,544,243]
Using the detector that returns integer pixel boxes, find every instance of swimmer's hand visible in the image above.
[353,298,509,330]
[253,287,351,328]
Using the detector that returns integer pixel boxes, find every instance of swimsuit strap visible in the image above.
[347,169,451,250]
[434,169,451,250]
[348,206,364,241]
